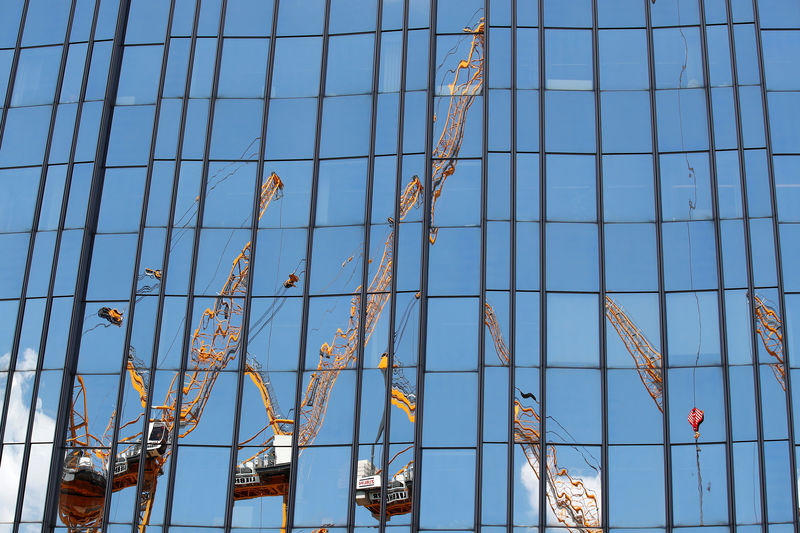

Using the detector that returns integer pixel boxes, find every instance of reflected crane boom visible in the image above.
[752,293,786,390]
[604,296,663,412]
[59,173,284,533]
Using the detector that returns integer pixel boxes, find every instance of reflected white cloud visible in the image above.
[519,451,602,529]
[0,348,56,522]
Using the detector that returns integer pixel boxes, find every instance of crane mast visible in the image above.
[752,293,786,390]
[604,296,663,411]
[297,175,422,448]
[58,173,284,533]
[429,19,484,244]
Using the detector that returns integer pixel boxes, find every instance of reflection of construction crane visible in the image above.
[484,303,601,532]
[58,173,285,532]
[604,296,663,411]
[429,18,484,244]
[353,18,485,519]
[752,293,786,391]
[231,171,422,527]
[514,396,601,533]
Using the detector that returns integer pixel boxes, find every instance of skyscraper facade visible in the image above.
[1,0,799,531]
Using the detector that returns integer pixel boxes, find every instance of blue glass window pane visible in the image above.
[545,154,595,222]
[0,167,40,232]
[597,0,645,28]
[602,154,655,223]
[0,105,52,167]
[209,99,263,160]
[666,291,721,366]
[653,27,704,89]
[330,0,377,33]
[598,29,648,90]
[224,0,273,36]
[277,0,325,36]
[739,86,766,148]
[547,293,598,366]
[706,25,732,87]
[545,29,592,90]
[545,222,598,291]
[762,30,800,89]
[744,149,772,218]
[426,298,478,371]
[0,0,23,48]
[780,224,800,291]
[662,221,718,291]
[601,91,652,153]
[774,156,800,221]
[163,38,190,98]
[660,152,712,221]
[720,219,747,288]
[21,0,70,46]
[190,38,217,98]
[105,105,155,166]
[218,38,269,98]
[545,91,595,153]
[265,98,317,159]
[604,223,658,292]
[12,46,62,107]
[319,95,372,158]
[271,37,322,98]
[116,45,164,105]
[125,0,170,44]
[711,87,737,150]
[655,89,708,152]
[715,150,743,219]
[543,0,591,27]
[315,158,367,226]
[0,234,29,298]
[60,43,88,104]
[759,0,800,28]
[767,92,800,154]
[734,24,760,85]
[650,0,700,27]
[326,34,375,96]
[516,28,539,90]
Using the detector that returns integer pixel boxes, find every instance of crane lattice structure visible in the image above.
[429,18,484,244]
[484,302,602,532]
[603,296,663,412]
[58,173,284,533]
[752,293,786,391]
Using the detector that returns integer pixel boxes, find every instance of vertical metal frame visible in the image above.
[0,0,29,145]
[43,0,134,528]
[96,0,178,530]
[409,0,437,528]
[284,0,332,528]
[160,0,230,528]
[695,0,746,528]
[749,0,800,527]
[536,0,547,529]
[344,0,385,530]
[4,0,81,528]
[642,0,675,529]
[590,0,609,529]
[0,0,35,458]
[475,0,489,528]
[377,0,411,529]
[128,1,202,528]
[506,0,517,529]
[7,0,799,531]
[220,0,281,530]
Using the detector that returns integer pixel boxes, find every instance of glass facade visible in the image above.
[1,0,800,531]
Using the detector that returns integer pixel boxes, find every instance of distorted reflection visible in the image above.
[58,173,285,530]
[751,292,785,390]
